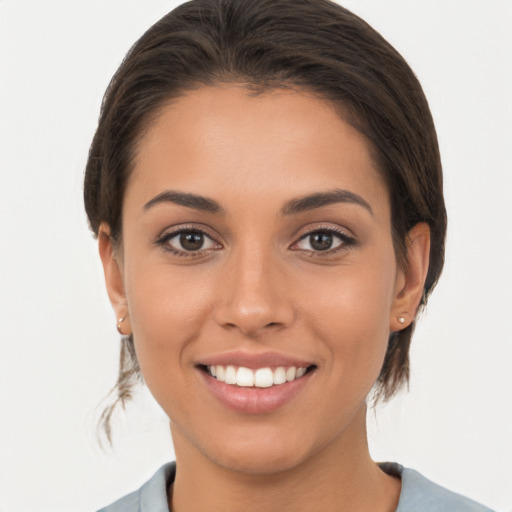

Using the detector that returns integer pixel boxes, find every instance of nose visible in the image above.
[213,244,295,337]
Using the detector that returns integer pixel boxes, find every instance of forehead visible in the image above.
[127,85,387,214]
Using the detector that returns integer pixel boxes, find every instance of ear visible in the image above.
[98,223,132,335]
[390,222,430,331]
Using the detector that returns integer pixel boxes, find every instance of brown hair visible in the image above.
[84,0,446,440]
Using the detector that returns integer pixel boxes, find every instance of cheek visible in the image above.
[123,259,214,382]
[299,253,396,381]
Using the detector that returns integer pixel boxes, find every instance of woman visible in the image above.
[83,0,493,510]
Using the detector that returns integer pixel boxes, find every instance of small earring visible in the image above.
[117,316,125,335]
[397,315,406,324]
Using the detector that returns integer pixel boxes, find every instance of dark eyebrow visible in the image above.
[143,190,224,214]
[281,189,373,216]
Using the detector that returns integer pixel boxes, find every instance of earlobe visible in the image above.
[98,223,132,335]
[390,222,431,332]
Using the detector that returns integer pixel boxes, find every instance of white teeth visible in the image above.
[273,367,287,385]
[207,365,310,387]
[225,365,237,385]
[254,368,274,388]
[236,366,254,387]
[286,367,296,382]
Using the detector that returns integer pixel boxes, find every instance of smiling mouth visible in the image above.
[201,364,317,388]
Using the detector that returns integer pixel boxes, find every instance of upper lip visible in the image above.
[197,350,315,370]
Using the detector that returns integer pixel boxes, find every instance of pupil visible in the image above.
[180,231,204,251]
[310,232,333,251]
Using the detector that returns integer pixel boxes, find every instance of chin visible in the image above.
[194,420,327,477]
[213,442,311,476]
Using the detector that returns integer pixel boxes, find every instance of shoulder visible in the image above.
[96,462,175,512]
[380,463,495,512]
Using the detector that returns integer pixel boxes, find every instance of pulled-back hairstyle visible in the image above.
[84,0,446,440]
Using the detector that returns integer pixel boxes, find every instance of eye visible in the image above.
[157,228,220,255]
[292,228,355,253]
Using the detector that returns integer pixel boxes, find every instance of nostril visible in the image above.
[213,291,295,335]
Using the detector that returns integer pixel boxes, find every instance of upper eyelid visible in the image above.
[157,224,220,241]
[160,230,217,244]
[156,227,222,257]
[290,226,356,252]
[293,224,355,241]
[155,223,355,248]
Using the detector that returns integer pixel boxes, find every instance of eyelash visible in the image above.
[155,225,221,258]
[155,225,356,258]
[291,227,356,256]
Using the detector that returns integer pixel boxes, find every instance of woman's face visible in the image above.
[102,85,417,474]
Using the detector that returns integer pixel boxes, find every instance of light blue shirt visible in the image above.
[97,462,494,511]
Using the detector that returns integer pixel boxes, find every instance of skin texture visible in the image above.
[99,85,430,512]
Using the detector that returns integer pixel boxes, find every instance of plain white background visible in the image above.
[0,1,511,511]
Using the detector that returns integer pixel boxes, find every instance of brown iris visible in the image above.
[180,231,204,251]
[309,232,334,251]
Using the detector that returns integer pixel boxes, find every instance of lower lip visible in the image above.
[199,369,314,414]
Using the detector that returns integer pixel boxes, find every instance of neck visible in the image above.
[169,405,401,512]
